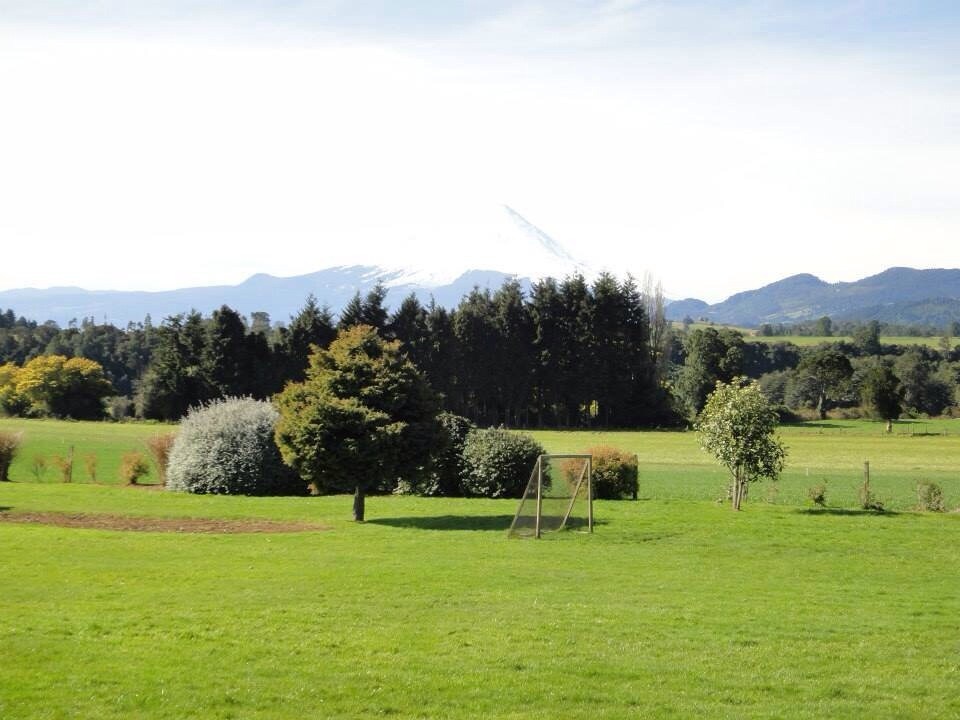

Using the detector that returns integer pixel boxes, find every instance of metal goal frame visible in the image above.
[507,454,593,538]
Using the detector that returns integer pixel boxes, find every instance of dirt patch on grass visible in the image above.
[0,510,328,534]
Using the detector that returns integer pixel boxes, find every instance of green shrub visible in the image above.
[167,398,302,495]
[0,431,21,481]
[404,412,475,496]
[119,452,150,485]
[459,427,544,498]
[916,482,945,512]
[808,483,827,508]
[565,446,637,500]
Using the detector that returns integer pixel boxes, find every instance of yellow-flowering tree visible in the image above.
[0,362,28,416]
[14,355,113,419]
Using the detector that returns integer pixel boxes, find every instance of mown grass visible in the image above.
[0,417,174,485]
[532,419,960,511]
[1,482,959,719]
[3,417,959,510]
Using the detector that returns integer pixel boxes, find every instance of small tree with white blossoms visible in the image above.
[697,377,786,511]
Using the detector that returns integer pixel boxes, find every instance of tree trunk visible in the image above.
[732,468,744,511]
[817,393,826,420]
[352,485,365,522]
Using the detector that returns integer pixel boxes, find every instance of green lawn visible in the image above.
[532,419,960,511]
[2,419,960,717]
[0,417,174,485]
[1,483,958,719]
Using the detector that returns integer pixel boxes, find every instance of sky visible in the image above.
[1,1,959,303]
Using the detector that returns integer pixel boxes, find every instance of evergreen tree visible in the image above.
[274,325,441,521]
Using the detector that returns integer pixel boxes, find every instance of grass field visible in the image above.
[2,419,960,718]
[533,419,960,511]
[0,418,174,485]
[750,335,960,348]
[672,321,959,348]
[2,483,959,719]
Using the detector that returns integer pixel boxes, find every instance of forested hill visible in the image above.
[0,267,528,327]
[666,267,960,326]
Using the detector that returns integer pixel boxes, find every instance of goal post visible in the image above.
[508,454,593,538]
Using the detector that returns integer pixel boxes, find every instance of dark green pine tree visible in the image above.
[452,288,500,424]
[388,293,429,363]
[204,305,250,397]
[557,274,593,426]
[492,279,533,426]
[338,292,365,330]
[281,295,336,383]
[529,278,564,425]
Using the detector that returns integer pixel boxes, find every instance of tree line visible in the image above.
[2,279,959,424]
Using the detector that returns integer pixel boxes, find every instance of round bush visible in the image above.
[167,398,302,495]
[562,446,638,499]
[460,427,544,498]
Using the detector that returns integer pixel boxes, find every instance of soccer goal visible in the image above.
[507,454,593,538]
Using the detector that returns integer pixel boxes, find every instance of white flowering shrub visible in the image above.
[167,398,302,495]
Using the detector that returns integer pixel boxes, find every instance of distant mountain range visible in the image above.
[666,267,960,327]
[0,205,582,327]
[0,267,534,327]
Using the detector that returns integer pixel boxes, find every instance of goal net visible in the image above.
[508,454,593,538]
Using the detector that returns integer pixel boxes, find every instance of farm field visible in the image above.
[2,418,960,717]
[750,335,960,348]
[2,481,959,719]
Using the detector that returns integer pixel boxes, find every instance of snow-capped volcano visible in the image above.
[364,204,587,288]
[0,205,590,326]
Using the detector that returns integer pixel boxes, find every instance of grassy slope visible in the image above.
[1,483,959,720]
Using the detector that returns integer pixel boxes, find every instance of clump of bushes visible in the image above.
[565,446,638,500]
[146,433,177,485]
[916,481,945,512]
[807,483,827,508]
[459,427,545,498]
[120,452,150,485]
[167,398,301,495]
[0,430,21,481]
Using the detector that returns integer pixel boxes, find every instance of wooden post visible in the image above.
[864,461,870,485]
[587,456,593,533]
[67,446,74,484]
[535,456,543,539]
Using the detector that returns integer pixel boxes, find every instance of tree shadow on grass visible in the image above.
[782,422,848,430]
[367,515,517,531]
[368,515,610,532]
[794,508,901,518]
[0,507,11,513]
